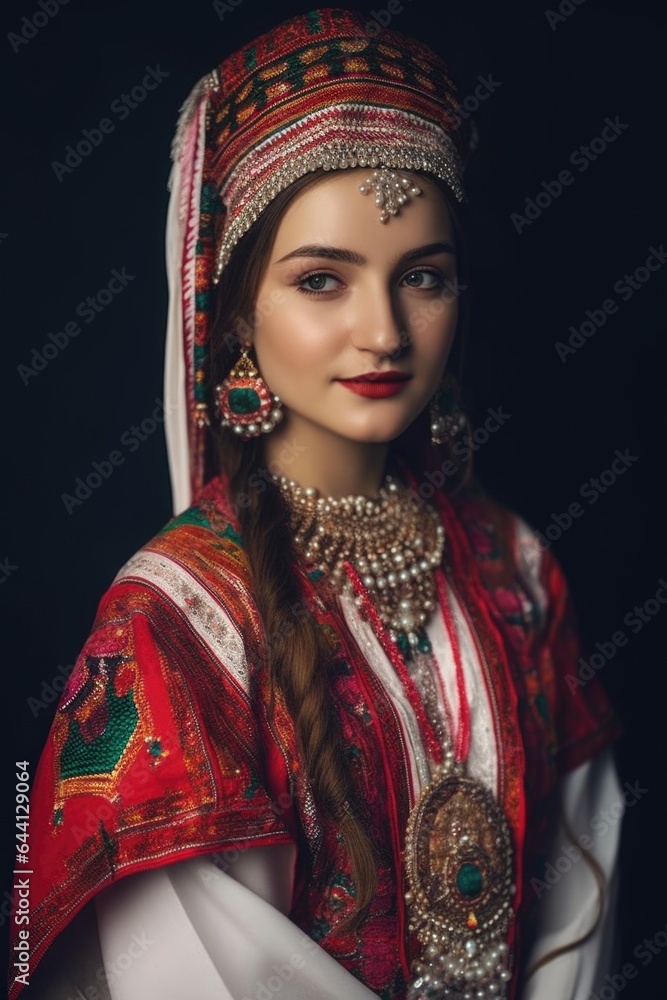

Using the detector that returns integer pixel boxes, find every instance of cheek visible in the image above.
[415,301,458,363]
[405,286,458,331]
[254,303,344,373]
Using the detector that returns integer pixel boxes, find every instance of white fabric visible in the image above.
[513,514,548,616]
[338,592,430,791]
[27,573,621,998]
[95,846,378,1000]
[88,753,620,1000]
[113,548,251,689]
[427,577,498,794]
[26,750,620,1000]
[523,747,622,998]
[338,577,498,803]
[85,589,619,1000]
[164,82,211,518]
[164,132,191,518]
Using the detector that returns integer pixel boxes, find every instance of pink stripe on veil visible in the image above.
[181,100,207,500]
[164,79,211,514]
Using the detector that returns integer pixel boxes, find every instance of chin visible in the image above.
[340,418,417,444]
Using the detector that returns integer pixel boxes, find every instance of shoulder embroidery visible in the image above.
[53,622,157,811]
[114,549,251,691]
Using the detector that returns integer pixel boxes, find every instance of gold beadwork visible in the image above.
[272,473,445,646]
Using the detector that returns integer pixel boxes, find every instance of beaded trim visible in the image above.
[213,104,465,281]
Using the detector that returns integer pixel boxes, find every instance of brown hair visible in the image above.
[209,169,468,927]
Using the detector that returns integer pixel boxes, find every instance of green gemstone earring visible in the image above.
[214,345,283,439]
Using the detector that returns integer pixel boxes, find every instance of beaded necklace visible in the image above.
[275,472,515,998]
[272,472,444,650]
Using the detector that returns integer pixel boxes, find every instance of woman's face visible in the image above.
[250,168,459,452]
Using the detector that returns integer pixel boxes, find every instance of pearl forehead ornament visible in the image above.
[358,168,423,222]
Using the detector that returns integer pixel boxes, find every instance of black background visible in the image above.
[2,0,666,995]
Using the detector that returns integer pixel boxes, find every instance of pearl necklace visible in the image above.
[273,472,515,996]
[272,473,445,647]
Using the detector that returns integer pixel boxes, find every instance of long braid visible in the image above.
[227,438,377,924]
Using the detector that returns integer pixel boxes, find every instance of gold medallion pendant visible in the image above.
[404,752,515,997]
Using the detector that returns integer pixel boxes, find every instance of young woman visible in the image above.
[12,9,622,999]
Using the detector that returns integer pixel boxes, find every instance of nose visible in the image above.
[351,283,408,359]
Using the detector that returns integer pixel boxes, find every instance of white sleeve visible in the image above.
[522,747,622,999]
[94,844,380,1000]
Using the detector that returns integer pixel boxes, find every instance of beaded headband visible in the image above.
[164,8,475,514]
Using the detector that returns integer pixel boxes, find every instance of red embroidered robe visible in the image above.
[8,474,620,1000]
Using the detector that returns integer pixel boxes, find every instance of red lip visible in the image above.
[340,371,411,382]
[335,371,412,398]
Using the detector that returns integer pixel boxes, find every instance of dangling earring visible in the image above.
[430,373,467,445]
[214,344,283,439]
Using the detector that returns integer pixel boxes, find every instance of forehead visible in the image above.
[269,169,455,256]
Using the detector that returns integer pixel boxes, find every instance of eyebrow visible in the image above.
[274,241,457,267]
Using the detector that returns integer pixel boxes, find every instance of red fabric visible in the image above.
[9,474,621,999]
[207,8,473,191]
[444,484,622,992]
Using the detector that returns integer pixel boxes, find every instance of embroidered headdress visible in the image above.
[164,7,476,514]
